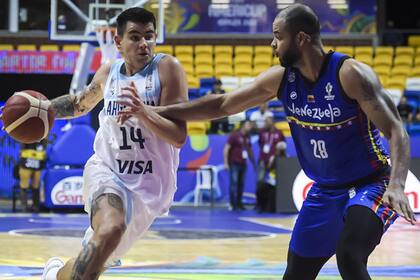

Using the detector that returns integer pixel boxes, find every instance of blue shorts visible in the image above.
[289,177,398,258]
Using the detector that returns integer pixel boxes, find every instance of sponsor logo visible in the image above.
[287,103,341,123]
[290,91,297,100]
[51,176,84,205]
[288,72,296,83]
[145,75,153,90]
[324,82,335,101]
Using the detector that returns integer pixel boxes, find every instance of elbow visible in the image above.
[173,126,187,148]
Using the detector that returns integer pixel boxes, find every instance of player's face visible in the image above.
[271,18,301,67]
[115,21,156,69]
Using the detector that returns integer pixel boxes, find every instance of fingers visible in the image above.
[117,93,141,106]
[401,202,416,225]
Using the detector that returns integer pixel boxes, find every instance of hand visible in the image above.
[116,82,146,125]
[383,184,416,225]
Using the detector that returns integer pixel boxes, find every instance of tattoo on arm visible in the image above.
[51,82,102,118]
[107,193,124,212]
[359,74,383,112]
[71,242,100,280]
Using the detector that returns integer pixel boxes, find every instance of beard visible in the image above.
[280,45,301,68]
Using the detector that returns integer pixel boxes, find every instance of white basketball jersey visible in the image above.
[93,54,179,207]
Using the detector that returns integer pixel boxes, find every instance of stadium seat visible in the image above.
[272,56,280,65]
[187,122,208,135]
[155,45,173,55]
[195,45,213,56]
[253,65,270,75]
[254,46,272,56]
[62,44,81,52]
[234,55,252,65]
[395,46,414,57]
[17,44,37,51]
[0,44,14,51]
[414,55,420,66]
[275,121,291,137]
[375,46,394,57]
[215,65,233,77]
[214,45,233,56]
[195,54,213,66]
[410,67,420,78]
[220,76,239,91]
[176,54,193,65]
[215,54,233,66]
[187,75,200,88]
[394,56,413,67]
[195,65,214,78]
[323,45,334,52]
[335,46,354,57]
[175,45,193,56]
[254,55,272,66]
[378,75,388,87]
[235,46,253,57]
[374,55,393,67]
[408,35,420,47]
[355,46,373,57]
[234,64,253,77]
[374,65,391,76]
[40,44,59,51]
[391,65,411,77]
[183,64,194,76]
[356,54,373,66]
[386,77,406,91]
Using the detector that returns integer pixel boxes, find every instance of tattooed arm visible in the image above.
[340,59,415,224]
[51,63,111,119]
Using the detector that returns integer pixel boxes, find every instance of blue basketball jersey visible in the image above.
[279,51,389,186]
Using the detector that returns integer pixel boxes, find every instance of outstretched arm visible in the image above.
[157,66,285,121]
[51,63,110,119]
[340,59,415,224]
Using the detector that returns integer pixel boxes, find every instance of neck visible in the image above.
[124,58,152,76]
[295,45,326,82]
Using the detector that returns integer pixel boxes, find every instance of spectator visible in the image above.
[397,96,414,123]
[224,120,256,210]
[414,111,420,123]
[256,141,287,213]
[250,102,274,131]
[208,79,230,133]
[18,139,48,212]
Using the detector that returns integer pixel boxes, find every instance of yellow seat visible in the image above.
[195,65,214,78]
[17,44,37,51]
[253,64,270,76]
[176,54,193,65]
[62,44,81,52]
[394,56,413,67]
[187,75,200,89]
[414,55,420,66]
[155,45,173,55]
[175,45,193,56]
[395,46,414,57]
[195,45,213,56]
[355,46,373,57]
[274,121,291,137]
[378,75,388,87]
[0,44,14,51]
[323,45,334,52]
[187,122,208,135]
[335,46,354,57]
[374,65,391,76]
[386,77,406,90]
[254,54,272,66]
[215,54,233,66]
[195,54,213,66]
[410,67,420,78]
[235,46,253,57]
[215,65,233,77]
[375,46,394,57]
[182,64,194,76]
[234,54,252,65]
[214,45,233,56]
[272,56,280,65]
[234,64,253,77]
[408,35,420,47]
[374,55,393,67]
[391,65,411,77]
[40,44,59,51]
[356,54,373,66]
[254,46,272,57]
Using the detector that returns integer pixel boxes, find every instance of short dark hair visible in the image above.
[116,7,156,36]
[277,4,320,38]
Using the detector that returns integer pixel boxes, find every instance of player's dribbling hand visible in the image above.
[382,185,416,225]
[116,82,147,124]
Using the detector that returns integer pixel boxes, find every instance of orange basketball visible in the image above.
[2,90,55,143]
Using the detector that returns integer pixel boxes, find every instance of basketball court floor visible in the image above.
[0,207,419,280]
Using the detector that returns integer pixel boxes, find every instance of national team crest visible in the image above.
[324,82,334,101]
[145,75,153,90]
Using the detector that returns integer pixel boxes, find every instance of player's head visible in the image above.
[115,7,157,67]
[271,4,320,67]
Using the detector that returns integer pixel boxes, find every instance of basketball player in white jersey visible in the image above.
[41,7,187,280]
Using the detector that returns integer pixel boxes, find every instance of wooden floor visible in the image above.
[0,207,419,279]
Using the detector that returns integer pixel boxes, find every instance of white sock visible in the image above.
[45,266,60,280]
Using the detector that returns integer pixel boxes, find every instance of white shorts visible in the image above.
[81,155,172,266]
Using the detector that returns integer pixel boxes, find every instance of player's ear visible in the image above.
[296,31,310,47]
[114,34,122,50]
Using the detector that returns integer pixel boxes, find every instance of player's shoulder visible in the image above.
[156,53,180,67]
[340,58,374,80]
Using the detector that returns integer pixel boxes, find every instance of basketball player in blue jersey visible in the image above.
[124,4,416,280]
[40,7,188,280]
